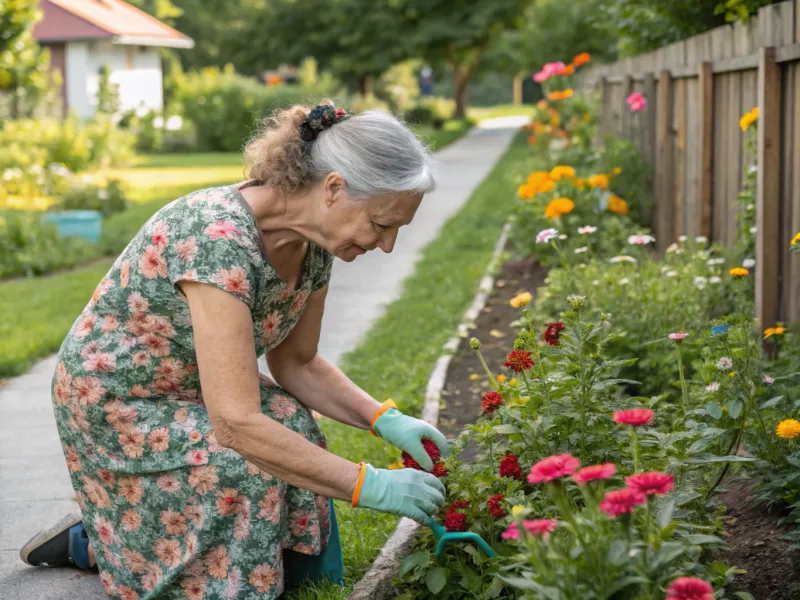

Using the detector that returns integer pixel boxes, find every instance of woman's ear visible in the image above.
[323,172,346,207]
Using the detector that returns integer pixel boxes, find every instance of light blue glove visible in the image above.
[373,408,451,471]
[355,464,446,523]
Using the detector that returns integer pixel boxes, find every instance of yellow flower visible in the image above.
[550,165,576,181]
[588,174,609,189]
[497,375,506,383]
[612,167,622,175]
[548,89,574,101]
[608,195,629,215]
[511,505,527,516]
[536,100,548,110]
[744,421,749,427]
[776,419,800,439]
[722,405,727,411]
[510,291,533,308]
[533,122,546,133]
[740,106,759,131]
[549,109,561,128]
[469,373,480,381]
[517,182,537,200]
[388,460,405,470]
[509,378,517,386]
[729,372,736,377]
[764,326,786,338]
[791,232,800,246]
[729,267,750,277]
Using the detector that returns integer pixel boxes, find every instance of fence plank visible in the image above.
[621,75,633,141]
[790,62,800,321]
[685,78,700,236]
[674,78,687,237]
[756,47,781,330]
[781,63,794,320]
[655,70,675,249]
[698,62,714,239]
[781,1,795,44]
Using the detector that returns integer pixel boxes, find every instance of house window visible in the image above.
[126,46,134,69]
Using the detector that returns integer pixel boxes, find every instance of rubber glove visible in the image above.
[352,463,446,524]
[371,400,450,472]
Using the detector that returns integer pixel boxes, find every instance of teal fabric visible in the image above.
[68,524,91,570]
[372,408,450,471]
[283,498,344,587]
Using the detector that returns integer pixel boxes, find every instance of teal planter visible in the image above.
[43,210,103,244]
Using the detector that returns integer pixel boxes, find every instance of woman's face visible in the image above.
[318,174,424,262]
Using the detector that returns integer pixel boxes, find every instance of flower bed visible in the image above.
[388,52,800,600]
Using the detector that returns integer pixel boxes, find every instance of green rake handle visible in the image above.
[426,516,499,561]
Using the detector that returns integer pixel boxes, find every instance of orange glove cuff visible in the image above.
[351,462,368,508]
[369,399,398,437]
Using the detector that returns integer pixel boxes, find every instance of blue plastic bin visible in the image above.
[43,210,103,244]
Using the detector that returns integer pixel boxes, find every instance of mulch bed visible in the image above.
[436,254,800,598]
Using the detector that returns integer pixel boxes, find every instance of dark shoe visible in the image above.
[20,512,87,568]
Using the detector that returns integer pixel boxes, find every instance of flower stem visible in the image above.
[631,428,641,472]
[675,344,689,415]
[474,347,500,392]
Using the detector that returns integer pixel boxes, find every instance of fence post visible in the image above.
[621,74,633,141]
[655,70,674,250]
[697,61,714,239]
[595,76,610,146]
[756,47,780,330]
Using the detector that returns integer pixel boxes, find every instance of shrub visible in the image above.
[55,179,128,216]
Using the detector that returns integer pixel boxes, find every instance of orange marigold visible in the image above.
[544,197,575,219]
[550,165,576,181]
[608,195,629,215]
[548,89,574,101]
[573,52,591,67]
[517,183,536,200]
[560,63,575,76]
[729,267,749,277]
[588,174,609,189]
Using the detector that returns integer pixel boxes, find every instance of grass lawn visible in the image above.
[468,104,536,120]
[286,130,531,599]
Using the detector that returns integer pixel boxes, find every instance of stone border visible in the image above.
[347,221,512,600]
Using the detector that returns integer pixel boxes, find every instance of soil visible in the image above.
[436,254,800,599]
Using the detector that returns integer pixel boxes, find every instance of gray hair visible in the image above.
[311,110,436,197]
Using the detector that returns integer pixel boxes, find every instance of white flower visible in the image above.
[97,188,109,201]
[694,276,708,289]
[705,382,720,392]
[628,234,655,245]
[665,270,677,278]
[153,116,165,129]
[679,235,688,242]
[592,280,600,286]
[135,105,150,118]
[666,243,682,254]
[536,228,559,244]
[706,258,725,266]
[578,225,597,235]
[165,115,184,131]
[748,165,757,174]
[558,234,568,240]
[743,258,756,268]
[619,278,629,285]
[574,246,588,254]
[716,357,733,371]
[2,169,14,181]
[746,203,754,210]
[82,174,93,183]
[750,226,757,234]
[695,236,708,245]
[710,276,722,284]
[610,255,637,264]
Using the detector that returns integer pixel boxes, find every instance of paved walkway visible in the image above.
[0,116,527,599]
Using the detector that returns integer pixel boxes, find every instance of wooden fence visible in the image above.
[581,0,800,329]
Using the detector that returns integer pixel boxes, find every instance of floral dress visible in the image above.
[51,182,335,600]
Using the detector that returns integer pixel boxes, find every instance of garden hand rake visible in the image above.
[426,516,498,561]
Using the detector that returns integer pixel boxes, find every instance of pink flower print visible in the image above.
[82,352,117,373]
[161,510,188,535]
[149,315,176,339]
[119,429,145,459]
[65,445,82,472]
[186,449,209,466]
[278,288,293,302]
[181,269,198,281]
[139,245,167,279]
[151,221,169,249]
[117,585,139,600]
[207,545,230,580]
[183,534,199,563]
[290,289,310,316]
[139,333,171,357]
[100,572,117,596]
[120,260,130,288]
[54,367,73,406]
[177,236,198,261]
[67,408,91,434]
[94,515,115,545]
[205,220,238,240]
[104,547,122,568]
[90,278,114,305]
[132,351,151,367]
[82,476,111,508]
[155,357,186,385]
[185,500,206,525]
[226,567,242,600]
[174,407,189,423]
[127,292,149,314]
[123,548,148,574]
[148,427,171,451]
[120,335,137,348]
[248,563,277,594]
[101,315,119,333]
[211,267,251,298]
[189,466,218,496]
[75,314,96,338]
[627,92,646,112]
[71,376,105,405]
[121,509,142,531]
[154,538,181,569]
[289,510,312,537]
[80,341,101,358]
[292,542,314,554]
[141,563,163,592]
[156,474,181,494]
[257,487,282,523]
[234,509,250,540]
[271,395,297,420]
[262,312,282,344]
[129,384,150,398]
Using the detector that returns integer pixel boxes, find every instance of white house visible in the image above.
[32,0,194,119]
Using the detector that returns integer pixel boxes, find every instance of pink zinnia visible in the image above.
[522,519,558,539]
[626,92,646,112]
[668,332,689,342]
[613,408,654,427]
[599,488,646,518]
[763,374,774,384]
[501,522,519,540]
[665,577,715,600]
[572,463,616,485]
[528,453,580,484]
[625,472,674,496]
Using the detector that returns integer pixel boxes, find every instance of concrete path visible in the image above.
[0,116,527,599]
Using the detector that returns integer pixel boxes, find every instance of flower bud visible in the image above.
[469,338,481,350]
[567,295,586,311]
[513,338,526,350]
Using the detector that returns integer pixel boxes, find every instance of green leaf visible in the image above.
[499,576,539,590]
[492,424,522,435]
[705,401,723,419]
[727,398,743,419]
[425,567,447,595]
[736,592,756,600]
[684,453,755,464]
[607,540,628,565]
[399,551,428,577]
[486,576,504,598]
[606,576,650,595]
[683,534,725,546]
[760,395,784,409]
[657,497,676,528]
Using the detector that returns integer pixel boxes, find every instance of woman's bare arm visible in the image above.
[266,285,383,429]
[180,281,360,501]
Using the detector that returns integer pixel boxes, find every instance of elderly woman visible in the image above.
[20,103,449,599]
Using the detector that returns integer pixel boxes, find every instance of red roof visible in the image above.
[33,0,193,48]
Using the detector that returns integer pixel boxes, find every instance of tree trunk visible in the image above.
[359,74,374,98]
[452,66,469,119]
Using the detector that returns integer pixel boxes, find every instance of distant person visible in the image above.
[20,102,448,599]
[419,66,434,96]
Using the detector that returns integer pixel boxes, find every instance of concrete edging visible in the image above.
[346,221,512,600]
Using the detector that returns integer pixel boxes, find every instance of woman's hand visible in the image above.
[372,404,450,471]
[353,464,445,524]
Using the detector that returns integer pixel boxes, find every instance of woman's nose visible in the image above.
[377,229,398,254]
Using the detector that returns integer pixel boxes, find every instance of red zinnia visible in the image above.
[401,438,441,470]
[543,322,565,346]
[487,494,507,520]
[444,511,467,532]
[481,391,504,415]
[499,453,523,480]
[599,487,646,518]
[432,463,448,478]
[572,463,616,485]
[522,519,558,539]
[504,350,534,372]
[528,453,580,484]
[613,408,654,427]
[665,577,715,600]
[448,499,469,512]
[625,472,674,496]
